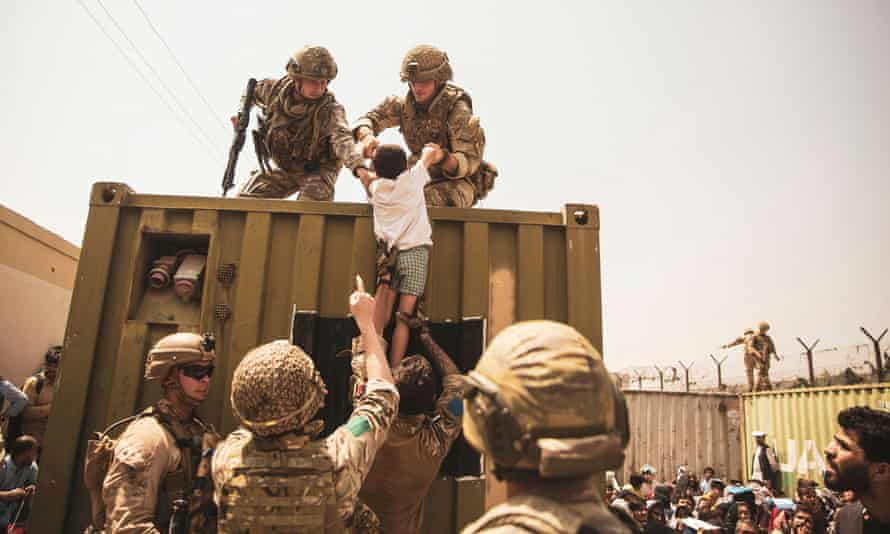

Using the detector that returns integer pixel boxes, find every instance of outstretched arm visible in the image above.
[418,329,460,377]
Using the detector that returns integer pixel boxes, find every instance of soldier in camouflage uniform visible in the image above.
[353,45,497,207]
[751,321,778,391]
[359,322,464,534]
[101,333,221,534]
[236,46,368,201]
[460,321,632,534]
[723,328,762,393]
[212,281,399,532]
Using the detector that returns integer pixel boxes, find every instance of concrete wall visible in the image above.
[0,204,79,385]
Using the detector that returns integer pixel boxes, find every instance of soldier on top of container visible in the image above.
[751,321,778,391]
[101,333,220,533]
[212,277,398,532]
[723,328,763,392]
[234,46,369,201]
[460,321,632,534]
[353,45,498,207]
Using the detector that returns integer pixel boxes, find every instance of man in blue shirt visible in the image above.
[0,378,28,454]
[0,435,38,530]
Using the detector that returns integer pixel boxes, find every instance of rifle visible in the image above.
[168,496,188,534]
[222,78,257,197]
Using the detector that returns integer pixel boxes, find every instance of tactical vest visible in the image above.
[257,77,336,172]
[218,434,342,533]
[400,82,471,157]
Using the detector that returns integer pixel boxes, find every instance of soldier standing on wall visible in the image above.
[460,321,632,534]
[752,321,778,391]
[235,46,369,201]
[212,277,399,532]
[353,45,498,207]
[101,333,220,533]
[723,328,763,393]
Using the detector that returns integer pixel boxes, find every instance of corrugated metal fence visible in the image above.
[741,383,890,496]
[622,391,742,483]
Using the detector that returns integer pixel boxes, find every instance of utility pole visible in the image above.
[654,366,666,391]
[860,327,888,382]
[709,354,728,391]
[678,360,694,393]
[797,337,820,386]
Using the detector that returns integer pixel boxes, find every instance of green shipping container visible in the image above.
[32,183,604,533]
[740,383,890,496]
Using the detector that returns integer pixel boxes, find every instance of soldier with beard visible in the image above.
[823,407,890,534]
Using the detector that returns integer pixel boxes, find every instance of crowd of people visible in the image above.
[0,346,61,531]
[602,407,890,534]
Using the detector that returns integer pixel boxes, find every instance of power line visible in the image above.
[132,0,229,132]
[94,0,223,155]
[77,0,218,163]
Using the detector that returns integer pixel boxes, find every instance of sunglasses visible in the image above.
[181,365,215,380]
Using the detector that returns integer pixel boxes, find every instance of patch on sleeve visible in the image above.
[346,416,371,437]
[447,398,463,417]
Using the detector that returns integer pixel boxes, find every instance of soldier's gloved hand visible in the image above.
[362,135,380,159]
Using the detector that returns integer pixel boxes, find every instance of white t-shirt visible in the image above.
[369,161,434,251]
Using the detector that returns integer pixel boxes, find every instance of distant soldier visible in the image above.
[236,46,368,200]
[359,322,464,534]
[101,333,220,533]
[212,278,398,532]
[460,321,632,534]
[752,321,778,391]
[722,328,762,393]
[353,45,498,207]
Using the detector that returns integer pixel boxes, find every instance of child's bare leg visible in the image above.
[390,293,418,367]
[373,285,397,336]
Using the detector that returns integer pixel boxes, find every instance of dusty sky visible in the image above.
[2,1,888,383]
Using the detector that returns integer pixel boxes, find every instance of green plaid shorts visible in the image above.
[394,245,430,296]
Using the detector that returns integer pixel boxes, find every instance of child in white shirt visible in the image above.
[366,142,444,366]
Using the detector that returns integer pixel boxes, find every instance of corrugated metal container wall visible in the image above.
[33,183,603,534]
[622,391,742,484]
[741,384,890,496]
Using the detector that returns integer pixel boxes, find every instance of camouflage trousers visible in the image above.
[424,178,476,208]
[238,163,338,201]
[744,353,772,392]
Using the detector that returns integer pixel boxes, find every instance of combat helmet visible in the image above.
[400,45,453,82]
[462,321,629,479]
[145,332,215,380]
[230,341,327,438]
[286,46,338,81]
[758,321,770,332]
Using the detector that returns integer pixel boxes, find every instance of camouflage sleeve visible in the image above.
[327,102,365,172]
[724,337,744,349]
[251,78,278,109]
[351,95,404,139]
[327,378,399,521]
[420,375,464,459]
[102,418,177,534]
[445,99,484,180]
[211,428,251,506]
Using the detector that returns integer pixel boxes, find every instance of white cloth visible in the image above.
[370,161,433,252]
[752,447,764,481]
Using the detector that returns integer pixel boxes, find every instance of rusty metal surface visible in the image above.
[621,390,743,484]
[34,183,603,533]
[740,383,890,496]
